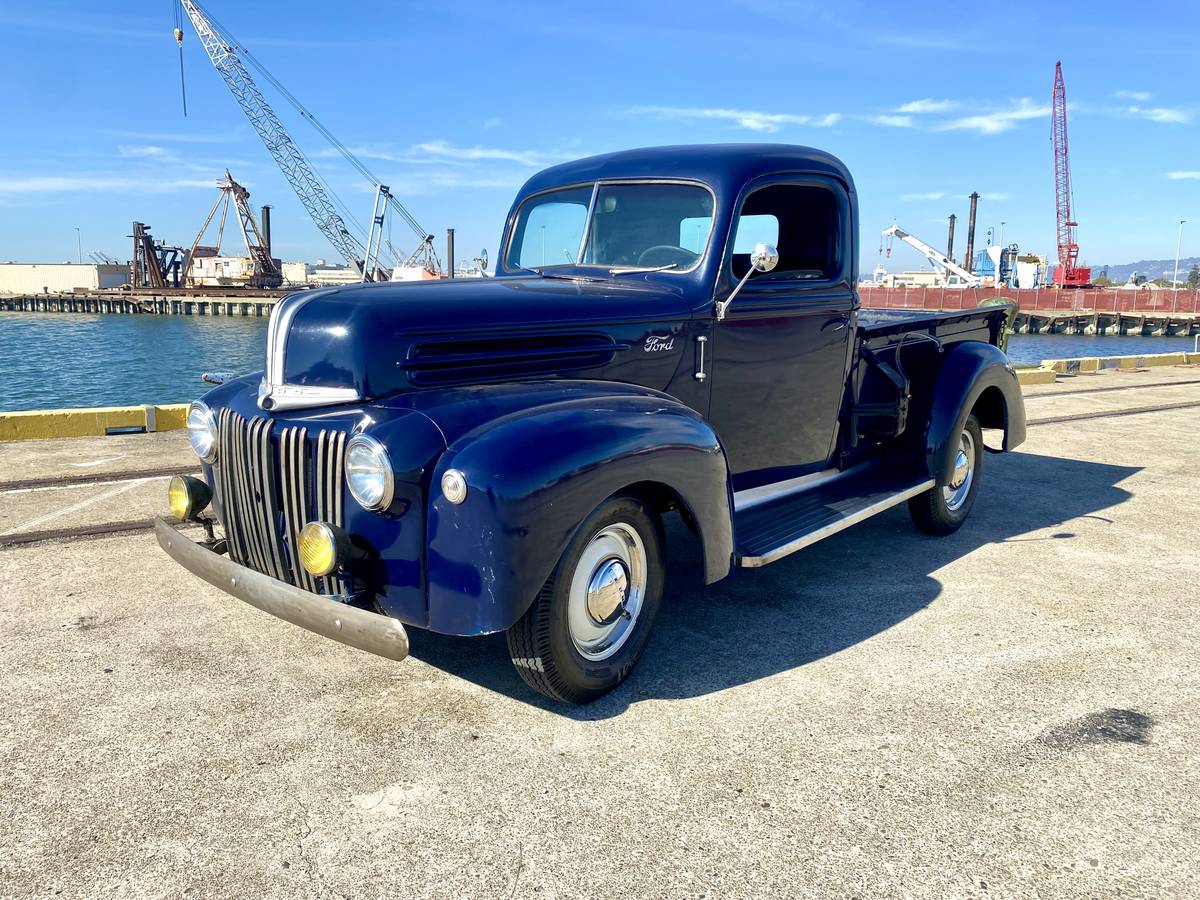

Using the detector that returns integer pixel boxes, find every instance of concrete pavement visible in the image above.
[1,367,1198,897]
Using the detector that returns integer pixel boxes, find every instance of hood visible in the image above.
[259,275,691,409]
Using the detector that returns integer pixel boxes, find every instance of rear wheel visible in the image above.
[908,414,983,535]
[506,496,665,704]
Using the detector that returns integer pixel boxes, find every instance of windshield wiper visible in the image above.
[513,264,607,284]
[608,263,678,276]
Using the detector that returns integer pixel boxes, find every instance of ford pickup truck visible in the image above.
[157,144,1026,703]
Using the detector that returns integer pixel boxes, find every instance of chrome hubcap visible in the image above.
[943,428,975,512]
[586,558,630,625]
[568,523,646,661]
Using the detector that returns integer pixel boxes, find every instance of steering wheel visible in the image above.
[636,245,698,268]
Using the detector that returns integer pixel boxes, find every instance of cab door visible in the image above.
[707,177,857,491]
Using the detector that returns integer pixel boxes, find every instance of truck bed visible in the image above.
[857,304,1013,352]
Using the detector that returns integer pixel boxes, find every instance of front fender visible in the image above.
[424,389,732,635]
[925,341,1026,484]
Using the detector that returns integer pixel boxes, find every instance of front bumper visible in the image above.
[154,518,410,661]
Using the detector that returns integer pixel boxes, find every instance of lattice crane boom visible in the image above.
[1051,61,1090,287]
[179,0,367,275]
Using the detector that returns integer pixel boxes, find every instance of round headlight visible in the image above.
[187,401,219,464]
[345,434,394,510]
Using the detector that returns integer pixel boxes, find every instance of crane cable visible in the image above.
[173,0,187,117]
[197,5,427,257]
[174,3,405,268]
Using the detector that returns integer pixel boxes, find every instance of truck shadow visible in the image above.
[405,450,1138,718]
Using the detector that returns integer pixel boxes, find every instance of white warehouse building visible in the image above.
[0,263,128,294]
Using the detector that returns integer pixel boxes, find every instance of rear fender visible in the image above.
[425,391,732,635]
[925,342,1026,483]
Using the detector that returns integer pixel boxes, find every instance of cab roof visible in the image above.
[517,143,856,201]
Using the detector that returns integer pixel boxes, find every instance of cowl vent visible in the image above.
[402,332,629,387]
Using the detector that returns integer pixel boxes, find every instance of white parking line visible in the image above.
[13,478,153,532]
[70,455,127,468]
[0,475,170,497]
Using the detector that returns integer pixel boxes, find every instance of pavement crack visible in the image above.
[293,795,327,896]
[508,842,524,900]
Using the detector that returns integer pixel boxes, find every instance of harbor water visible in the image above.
[0,311,1195,412]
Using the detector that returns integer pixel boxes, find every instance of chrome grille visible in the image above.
[215,408,347,595]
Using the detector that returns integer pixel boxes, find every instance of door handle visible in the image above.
[694,335,708,381]
[822,316,849,332]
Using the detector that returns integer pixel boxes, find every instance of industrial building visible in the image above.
[0,263,127,294]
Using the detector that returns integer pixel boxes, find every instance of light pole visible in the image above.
[999,222,1007,286]
[1172,219,1186,290]
[74,227,82,265]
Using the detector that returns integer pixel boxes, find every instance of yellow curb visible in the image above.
[0,403,190,442]
[1017,367,1057,385]
[1042,352,1191,373]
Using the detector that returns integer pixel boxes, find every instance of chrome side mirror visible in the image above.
[750,243,779,273]
[475,249,489,276]
[716,242,778,321]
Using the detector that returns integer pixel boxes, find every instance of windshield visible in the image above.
[506,181,714,273]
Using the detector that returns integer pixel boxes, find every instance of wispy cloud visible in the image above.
[102,129,248,145]
[1114,89,1152,101]
[482,118,502,131]
[315,140,574,169]
[936,99,1049,135]
[629,105,841,133]
[116,145,172,159]
[896,98,959,114]
[1127,105,1191,124]
[0,175,216,194]
[982,192,1011,201]
[1166,171,1200,180]
[868,114,915,128]
[900,192,946,201]
[411,140,574,167]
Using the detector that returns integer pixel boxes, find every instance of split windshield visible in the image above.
[506,182,714,273]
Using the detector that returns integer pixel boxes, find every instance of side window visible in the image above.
[518,200,589,268]
[730,184,841,281]
[679,216,714,254]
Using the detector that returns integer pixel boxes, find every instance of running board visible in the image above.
[735,472,934,568]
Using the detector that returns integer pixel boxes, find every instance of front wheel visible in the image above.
[506,496,665,704]
[908,414,983,535]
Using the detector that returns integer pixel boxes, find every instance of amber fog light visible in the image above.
[167,475,212,521]
[298,522,350,577]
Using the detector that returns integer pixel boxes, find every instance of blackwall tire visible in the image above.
[506,496,665,704]
[908,414,983,536]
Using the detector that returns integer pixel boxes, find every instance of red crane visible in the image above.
[1052,61,1091,287]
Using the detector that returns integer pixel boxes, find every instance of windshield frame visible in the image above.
[504,178,718,276]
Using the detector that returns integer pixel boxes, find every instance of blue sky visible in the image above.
[1,0,1197,274]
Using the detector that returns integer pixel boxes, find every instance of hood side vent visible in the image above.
[403,332,629,387]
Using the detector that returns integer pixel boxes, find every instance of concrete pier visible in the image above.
[1012,310,1200,336]
[0,290,283,317]
[1,365,1198,895]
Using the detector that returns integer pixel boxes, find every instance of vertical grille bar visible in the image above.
[250,417,288,581]
[313,429,348,596]
[280,425,317,593]
[212,410,349,597]
[233,415,268,574]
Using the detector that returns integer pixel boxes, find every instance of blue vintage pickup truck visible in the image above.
[158,144,1025,703]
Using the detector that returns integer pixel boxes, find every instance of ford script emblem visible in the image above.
[643,335,675,353]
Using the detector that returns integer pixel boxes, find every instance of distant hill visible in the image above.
[1095,257,1200,284]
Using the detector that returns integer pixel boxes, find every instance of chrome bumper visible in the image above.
[154,518,409,661]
